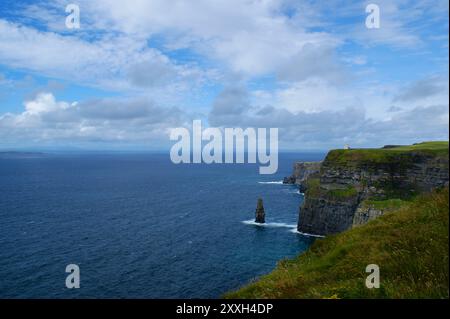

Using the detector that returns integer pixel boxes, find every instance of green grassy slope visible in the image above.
[326,141,449,165]
[225,187,449,299]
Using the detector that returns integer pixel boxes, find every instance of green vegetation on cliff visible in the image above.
[326,141,449,167]
[389,141,449,152]
[305,177,320,197]
[360,198,408,211]
[327,185,358,200]
[305,178,358,200]
[226,187,449,299]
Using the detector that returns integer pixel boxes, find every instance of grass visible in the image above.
[225,187,449,299]
[361,198,409,210]
[305,178,321,197]
[327,185,358,200]
[305,178,357,200]
[390,141,449,152]
[325,141,449,167]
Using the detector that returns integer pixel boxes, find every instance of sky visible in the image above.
[0,0,448,151]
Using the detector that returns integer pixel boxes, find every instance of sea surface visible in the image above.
[0,152,325,298]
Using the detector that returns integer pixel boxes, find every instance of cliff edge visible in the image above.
[297,141,449,236]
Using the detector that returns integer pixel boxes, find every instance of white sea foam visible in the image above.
[289,228,325,238]
[258,181,284,185]
[242,220,325,238]
[242,220,297,229]
[282,189,305,195]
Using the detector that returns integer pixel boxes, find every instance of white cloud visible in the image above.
[3,0,445,94]
[394,75,449,102]
[272,79,360,114]
[0,0,447,150]
[2,0,342,83]
[209,82,449,149]
[24,92,70,114]
[0,92,193,148]
[0,19,208,93]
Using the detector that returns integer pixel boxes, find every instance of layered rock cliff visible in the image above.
[294,142,449,236]
[283,162,321,192]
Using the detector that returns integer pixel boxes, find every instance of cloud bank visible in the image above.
[0,0,448,150]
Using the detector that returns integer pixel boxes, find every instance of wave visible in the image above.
[242,220,297,229]
[289,228,325,238]
[258,181,284,185]
[242,218,326,239]
[242,220,325,238]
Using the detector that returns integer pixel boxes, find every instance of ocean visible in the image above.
[0,152,325,298]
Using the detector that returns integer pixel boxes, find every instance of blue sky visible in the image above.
[0,0,448,150]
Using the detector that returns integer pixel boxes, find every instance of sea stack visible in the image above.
[255,198,265,224]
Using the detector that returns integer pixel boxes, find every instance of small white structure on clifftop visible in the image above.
[344,144,350,150]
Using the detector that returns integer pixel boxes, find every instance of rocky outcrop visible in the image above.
[255,198,265,224]
[297,144,449,236]
[283,162,322,192]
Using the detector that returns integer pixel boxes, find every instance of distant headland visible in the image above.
[0,151,46,159]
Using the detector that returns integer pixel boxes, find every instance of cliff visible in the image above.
[283,162,321,192]
[226,141,449,299]
[226,187,449,298]
[297,142,449,236]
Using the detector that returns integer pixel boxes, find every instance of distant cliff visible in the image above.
[295,142,449,236]
[0,151,46,159]
[283,162,321,192]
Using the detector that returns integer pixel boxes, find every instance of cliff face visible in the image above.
[283,162,321,192]
[296,142,449,236]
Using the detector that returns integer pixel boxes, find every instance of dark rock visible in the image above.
[298,184,308,194]
[283,162,321,188]
[283,176,296,184]
[255,198,265,224]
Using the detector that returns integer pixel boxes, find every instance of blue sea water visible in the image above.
[0,152,324,298]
